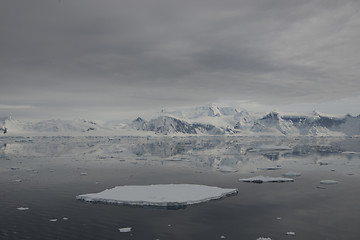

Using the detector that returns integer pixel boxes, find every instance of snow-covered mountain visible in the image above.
[0,117,111,136]
[131,106,360,136]
[1,105,360,136]
[131,116,224,135]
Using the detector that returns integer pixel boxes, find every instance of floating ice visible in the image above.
[17,207,29,211]
[80,172,88,175]
[342,151,360,154]
[258,145,292,151]
[256,238,271,240]
[239,175,294,183]
[283,171,301,177]
[49,219,57,222]
[76,184,238,207]
[320,180,339,184]
[286,232,295,236]
[218,166,239,173]
[119,227,131,233]
[257,166,282,170]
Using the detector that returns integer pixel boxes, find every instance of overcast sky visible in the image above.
[1,0,360,121]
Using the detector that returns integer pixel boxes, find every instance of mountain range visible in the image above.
[1,105,360,136]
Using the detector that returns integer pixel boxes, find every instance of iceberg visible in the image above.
[239,175,294,183]
[320,180,339,184]
[119,227,131,233]
[286,231,296,236]
[282,171,301,177]
[257,166,282,170]
[16,207,29,211]
[76,184,238,208]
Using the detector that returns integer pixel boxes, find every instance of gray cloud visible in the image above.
[1,0,360,120]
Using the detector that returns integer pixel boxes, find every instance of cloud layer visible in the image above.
[1,0,360,120]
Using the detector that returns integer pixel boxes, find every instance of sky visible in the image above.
[1,0,360,121]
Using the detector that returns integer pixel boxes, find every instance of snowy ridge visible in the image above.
[1,104,360,136]
[0,117,113,136]
[131,105,360,136]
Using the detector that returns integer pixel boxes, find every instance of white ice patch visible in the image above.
[119,227,132,233]
[76,184,238,207]
[17,207,29,211]
[256,238,272,240]
[286,232,296,236]
[283,171,301,177]
[320,180,339,184]
[239,175,294,183]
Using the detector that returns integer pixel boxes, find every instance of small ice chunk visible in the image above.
[220,236,226,239]
[119,227,131,233]
[276,217,282,220]
[76,184,238,207]
[239,176,294,183]
[286,232,295,236]
[320,180,339,185]
[283,171,301,177]
[258,166,282,170]
[256,238,272,240]
[218,166,239,173]
[80,172,88,175]
[342,151,360,154]
[258,145,292,151]
[49,219,57,222]
[62,217,69,220]
[17,207,29,211]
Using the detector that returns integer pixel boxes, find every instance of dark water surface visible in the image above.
[1,136,360,240]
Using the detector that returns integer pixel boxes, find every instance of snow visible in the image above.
[76,184,238,207]
[119,227,132,233]
[2,105,360,136]
[320,180,339,184]
[239,175,294,183]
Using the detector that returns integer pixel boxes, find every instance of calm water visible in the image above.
[1,136,360,240]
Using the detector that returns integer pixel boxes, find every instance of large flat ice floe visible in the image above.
[76,184,238,208]
[239,175,294,183]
